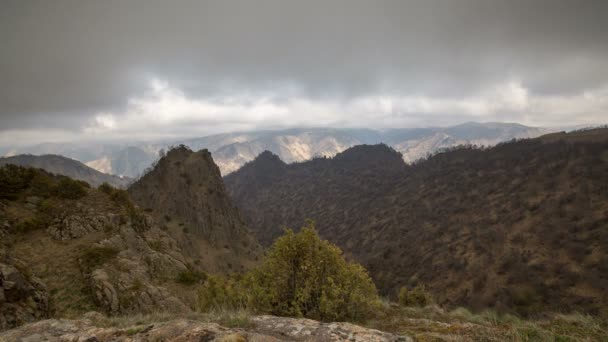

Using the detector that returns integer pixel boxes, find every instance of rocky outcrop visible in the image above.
[128,145,261,272]
[47,214,121,240]
[0,263,48,331]
[0,315,411,341]
[83,224,191,315]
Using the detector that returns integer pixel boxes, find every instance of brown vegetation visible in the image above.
[225,128,608,317]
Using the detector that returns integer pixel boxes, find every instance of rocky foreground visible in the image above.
[0,314,411,342]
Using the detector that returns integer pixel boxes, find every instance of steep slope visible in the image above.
[225,128,608,316]
[128,145,261,273]
[0,166,193,330]
[0,154,129,188]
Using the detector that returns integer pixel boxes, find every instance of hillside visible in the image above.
[128,145,261,274]
[0,154,129,188]
[3,123,558,177]
[0,165,195,330]
[225,128,608,317]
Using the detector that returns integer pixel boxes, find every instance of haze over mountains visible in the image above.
[2,122,559,178]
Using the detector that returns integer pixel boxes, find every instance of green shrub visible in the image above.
[29,172,55,198]
[398,284,433,307]
[98,182,114,195]
[53,177,88,199]
[81,246,120,270]
[14,216,49,233]
[198,221,380,321]
[198,274,246,310]
[110,189,131,207]
[176,269,207,286]
[0,165,35,200]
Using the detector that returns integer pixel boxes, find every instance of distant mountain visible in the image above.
[1,123,564,177]
[128,145,261,273]
[0,154,129,188]
[224,128,608,316]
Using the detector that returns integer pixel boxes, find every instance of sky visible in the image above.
[1,0,607,145]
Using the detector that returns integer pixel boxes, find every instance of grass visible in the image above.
[64,302,608,341]
[86,309,253,330]
[80,246,120,270]
[363,302,608,341]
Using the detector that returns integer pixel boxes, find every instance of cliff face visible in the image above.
[128,146,261,273]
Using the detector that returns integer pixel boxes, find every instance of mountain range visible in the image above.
[0,154,129,188]
[2,122,560,178]
[225,127,608,316]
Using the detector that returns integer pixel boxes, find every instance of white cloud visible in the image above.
[43,78,608,143]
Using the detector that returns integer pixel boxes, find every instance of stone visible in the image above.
[0,262,48,331]
[0,316,412,341]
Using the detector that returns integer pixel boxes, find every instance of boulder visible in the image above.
[0,263,48,331]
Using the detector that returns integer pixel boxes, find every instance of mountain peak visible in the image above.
[333,144,405,169]
[128,146,260,271]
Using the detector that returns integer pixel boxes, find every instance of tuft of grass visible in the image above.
[81,246,120,270]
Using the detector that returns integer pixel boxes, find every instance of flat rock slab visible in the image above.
[0,315,411,342]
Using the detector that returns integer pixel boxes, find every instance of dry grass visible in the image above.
[364,302,608,341]
[86,308,254,330]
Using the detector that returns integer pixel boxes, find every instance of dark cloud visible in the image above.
[1,0,607,135]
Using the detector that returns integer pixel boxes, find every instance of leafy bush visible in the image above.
[198,275,245,310]
[110,189,131,207]
[53,177,88,199]
[29,172,55,198]
[98,182,114,195]
[14,216,49,233]
[198,221,380,321]
[81,246,120,270]
[176,269,207,286]
[0,165,35,200]
[398,285,433,307]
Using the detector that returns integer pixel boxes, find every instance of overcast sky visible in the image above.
[1,0,607,145]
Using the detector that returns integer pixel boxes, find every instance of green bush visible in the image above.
[198,221,380,321]
[14,216,49,233]
[110,189,131,207]
[0,165,35,200]
[81,246,120,270]
[98,182,114,195]
[398,284,433,307]
[53,177,88,199]
[176,269,207,286]
[29,172,55,198]
[198,274,248,311]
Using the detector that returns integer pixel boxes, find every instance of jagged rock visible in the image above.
[0,263,48,331]
[0,316,411,341]
[90,269,120,314]
[47,214,121,240]
[128,146,261,271]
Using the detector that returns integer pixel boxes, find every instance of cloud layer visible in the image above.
[1,0,607,144]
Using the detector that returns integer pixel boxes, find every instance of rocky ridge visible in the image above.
[128,145,261,273]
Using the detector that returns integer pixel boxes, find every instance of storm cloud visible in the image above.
[1,0,607,144]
